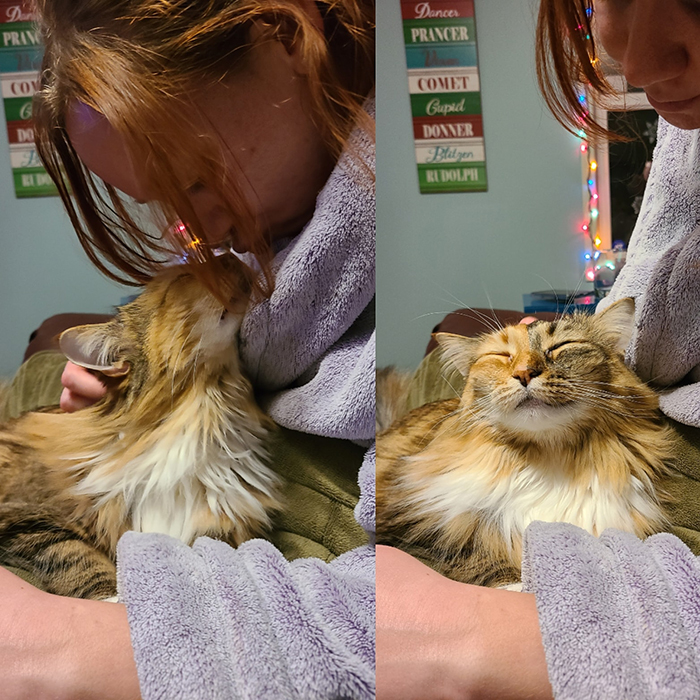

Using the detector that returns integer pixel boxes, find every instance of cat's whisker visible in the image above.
[565,395,642,418]
[563,384,649,402]
[439,371,463,400]
[569,378,650,392]
[566,387,644,403]
[429,282,470,310]
[412,310,466,322]
[562,386,640,400]
[412,307,505,336]
[455,306,505,334]
[418,409,465,445]
[189,339,203,389]
[560,275,587,318]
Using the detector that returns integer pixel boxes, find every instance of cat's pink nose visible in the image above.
[512,367,541,387]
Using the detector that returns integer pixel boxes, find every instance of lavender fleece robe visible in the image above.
[523,120,700,698]
[115,101,376,700]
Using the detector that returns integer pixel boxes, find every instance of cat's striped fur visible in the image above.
[0,255,280,599]
[376,299,674,587]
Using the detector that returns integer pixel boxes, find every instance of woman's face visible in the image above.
[66,34,333,252]
[595,0,700,129]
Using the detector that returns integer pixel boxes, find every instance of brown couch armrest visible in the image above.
[24,313,114,362]
[424,308,559,356]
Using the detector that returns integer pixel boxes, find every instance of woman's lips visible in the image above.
[647,93,700,113]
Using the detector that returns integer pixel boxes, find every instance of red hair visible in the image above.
[32,0,375,301]
[536,0,617,140]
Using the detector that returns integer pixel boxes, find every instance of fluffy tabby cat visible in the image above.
[0,255,280,599]
[376,299,674,587]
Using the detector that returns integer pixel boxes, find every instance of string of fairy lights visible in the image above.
[577,90,602,283]
[577,3,603,284]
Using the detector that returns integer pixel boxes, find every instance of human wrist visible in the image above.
[434,577,496,699]
[376,546,552,700]
[41,594,141,700]
[452,587,552,700]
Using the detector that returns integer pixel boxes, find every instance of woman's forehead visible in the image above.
[65,101,151,201]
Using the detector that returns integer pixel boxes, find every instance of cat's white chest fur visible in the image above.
[126,435,273,543]
[73,391,277,545]
[410,452,662,545]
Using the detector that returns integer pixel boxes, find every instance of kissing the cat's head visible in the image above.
[434,299,657,440]
[58,254,252,405]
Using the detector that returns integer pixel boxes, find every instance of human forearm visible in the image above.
[0,567,139,700]
[464,586,552,700]
[56,596,141,700]
[376,545,552,700]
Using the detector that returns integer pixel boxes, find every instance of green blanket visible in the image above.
[0,350,67,423]
[0,351,366,579]
[407,348,700,556]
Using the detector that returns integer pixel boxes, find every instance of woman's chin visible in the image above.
[653,110,700,131]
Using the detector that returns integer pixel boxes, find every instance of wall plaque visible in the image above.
[0,2,57,197]
[401,0,488,193]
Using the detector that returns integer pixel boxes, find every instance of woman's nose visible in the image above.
[615,1,688,90]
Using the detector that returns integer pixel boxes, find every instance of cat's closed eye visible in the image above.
[480,352,511,361]
[545,340,585,359]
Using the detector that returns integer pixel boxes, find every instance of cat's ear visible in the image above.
[59,323,130,377]
[595,297,636,354]
[434,332,480,377]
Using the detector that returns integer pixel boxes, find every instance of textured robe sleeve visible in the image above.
[116,446,375,700]
[522,521,700,699]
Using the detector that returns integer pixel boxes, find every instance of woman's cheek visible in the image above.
[593,3,627,66]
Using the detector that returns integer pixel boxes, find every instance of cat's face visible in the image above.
[436,299,645,436]
[59,254,251,399]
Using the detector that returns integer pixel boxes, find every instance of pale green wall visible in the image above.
[377,0,587,369]
[0,142,129,377]
[0,0,586,377]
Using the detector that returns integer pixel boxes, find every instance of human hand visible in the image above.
[60,361,107,412]
[376,545,552,700]
[0,566,140,700]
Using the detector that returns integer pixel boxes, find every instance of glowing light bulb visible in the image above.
[586,268,596,281]
[582,224,589,232]
[590,161,598,170]
[591,208,599,218]
[594,236,602,247]
[593,250,601,260]
[588,179,594,186]
[584,253,591,260]
[580,143,588,153]
[578,129,586,138]
[592,193,599,200]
